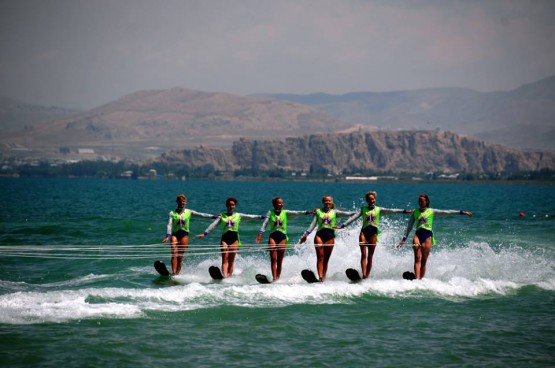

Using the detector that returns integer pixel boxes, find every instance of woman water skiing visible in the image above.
[398,193,472,279]
[300,195,353,282]
[255,197,312,281]
[197,197,264,278]
[162,194,215,275]
[338,191,412,279]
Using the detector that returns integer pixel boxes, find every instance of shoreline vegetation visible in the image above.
[1,159,553,182]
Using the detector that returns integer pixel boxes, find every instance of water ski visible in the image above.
[301,269,320,283]
[154,260,171,277]
[209,266,224,280]
[255,274,272,284]
[402,271,416,280]
[345,268,362,282]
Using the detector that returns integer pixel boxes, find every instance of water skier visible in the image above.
[398,193,472,279]
[300,195,354,282]
[338,191,412,279]
[255,197,312,281]
[162,194,215,275]
[197,197,265,278]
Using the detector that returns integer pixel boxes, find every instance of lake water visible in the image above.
[0,178,553,367]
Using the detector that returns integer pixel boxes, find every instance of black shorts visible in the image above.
[172,230,189,241]
[316,228,335,243]
[221,231,239,244]
[361,225,378,240]
[269,231,287,243]
[415,228,433,243]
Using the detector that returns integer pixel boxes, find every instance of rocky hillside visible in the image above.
[155,130,554,174]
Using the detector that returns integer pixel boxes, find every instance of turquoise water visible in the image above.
[1,178,554,367]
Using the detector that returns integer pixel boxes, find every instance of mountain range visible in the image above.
[262,75,555,152]
[1,88,349,161]
[0,75,553,167]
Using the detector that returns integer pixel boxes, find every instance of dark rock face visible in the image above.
[157,130,554,174]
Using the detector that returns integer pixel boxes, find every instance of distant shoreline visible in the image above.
[1,173,553,184]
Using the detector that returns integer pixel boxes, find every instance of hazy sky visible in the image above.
[1,0,554,109]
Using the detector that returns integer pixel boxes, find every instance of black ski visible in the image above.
[154,260,171,277]
[345,268,362,282]
[301,269,320,283]
[209,266,224,280]
[255,274,272,284]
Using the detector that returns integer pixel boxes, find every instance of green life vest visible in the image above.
[361,206,382,240]
[317,208,336,231]
[171,209,191,232]
[414,208,434,231]
[414,208,435,244]
[269,210,288,234]
[221,212,241,233]
[361,206,381,230]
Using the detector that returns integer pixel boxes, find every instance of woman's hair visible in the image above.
[176,194,187,202]
[226,197,238,206]
[272,197,282,206]
[365,191,377,201]
[419,193,430,207]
